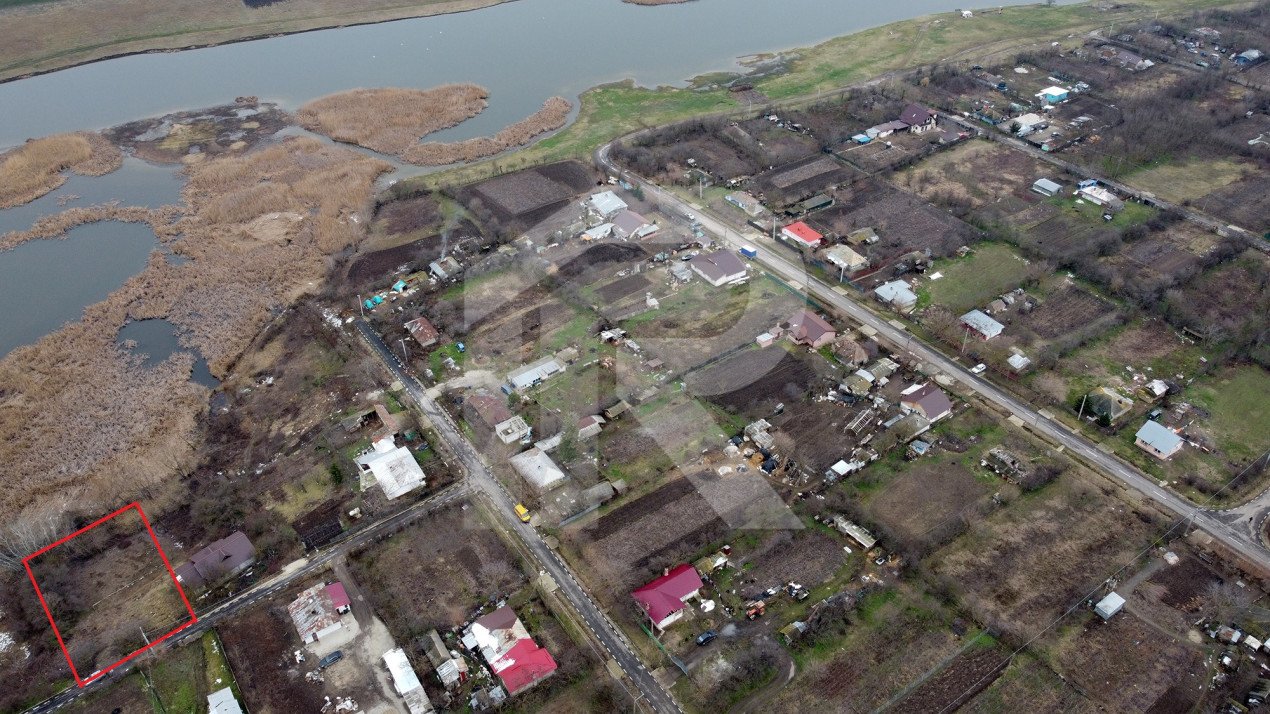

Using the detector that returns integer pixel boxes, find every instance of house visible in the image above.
[961,310,1004,340]
[506,356,565,392]
[781,221,823,249]
[669,261,693,282]
[1086,386,1135,422]
[174,531,255,589]
[832,516,877,549]
[589,190,628,218]
[1236,49,1264,66]
[1094,592,1125,620]
[383,648,435,714]
[1012,113,1045,135]
[1032,178,1062,197]
[424,630,469,690]
[725,191,764,217]
[899,102,938,133]
[611,209,657,240]
[463,606,558,696]
[823,245,869,274]
[1077,185,1124,211]
[494,416,531,444]
[581,223,613,241]
[785,309,837,349]
[1036,86,1069,104]
[900,383,954,422]
[689,250,748,287]
[577,414,606,440]
[405,316,439,349]
[287,581,352,643]
[631,564,704,631]
[1135,420,1184,460]
[510,448,568,492]
[847,227,880,245]
[355,435,426,500]
[1007,353,1032,372]
[466,391,513,430]
[208,688,244,714]
[875,280,918,312]
[745,419,775,450]
[429,256,461,280]
[1099,45,1154,71]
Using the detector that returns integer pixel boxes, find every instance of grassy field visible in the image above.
[0,0,511,81]
[1188,366,1270,462]
[1125,157,1251,204]
[924,243,1032,313]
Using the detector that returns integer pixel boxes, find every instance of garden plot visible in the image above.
[863,461,992,555]
[836,129,931,174]
[461,160,594,227]
[686,346,825,422]
[768,399,872,475]
[1017,285,1120,342]
[735,116,822,164]
[752,155,860,206]
[964,653,1091,713]
[897,138,1055,221]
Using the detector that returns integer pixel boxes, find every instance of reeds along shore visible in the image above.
[403,96,572,165]
[0,132,122,208]
[296,85,490,156]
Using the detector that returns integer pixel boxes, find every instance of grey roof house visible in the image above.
[175,531,255,589]
[1135,420,1183,460]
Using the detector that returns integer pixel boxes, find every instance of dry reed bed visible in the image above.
[296,85,489,156]
[0,132,122,208]
[0,204,182,251]
[403,96,572,165]
[0,136,390,533]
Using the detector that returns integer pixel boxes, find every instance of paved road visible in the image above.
[26,483,470,714]
[353,320,682,714]
[595,143,1270,573]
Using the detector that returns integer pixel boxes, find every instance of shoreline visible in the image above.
[0,0,515,86]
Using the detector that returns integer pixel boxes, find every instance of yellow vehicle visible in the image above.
[514,503,531,523]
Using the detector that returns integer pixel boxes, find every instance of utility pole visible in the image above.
[399,338,409,364]
[1077,393,1088,422]
[358,294,364,318]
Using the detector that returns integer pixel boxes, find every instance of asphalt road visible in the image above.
[353,320,682,714]
[25,482,470,714]
[594,143,1270,573]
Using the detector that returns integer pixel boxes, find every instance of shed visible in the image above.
[1031,178,1062,197]
[494,416,531,444]
[800,194,834,213]
[582,223,613,241]
[1094,591,1125,620]
[1036,86,1069,104]
[208,688,244,714]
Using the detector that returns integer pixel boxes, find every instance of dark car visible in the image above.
[318,651,344,669]
[695,630,718,646]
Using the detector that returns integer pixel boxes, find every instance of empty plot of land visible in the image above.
[1174,251,1270,341]
[220,606,326,714]
[865,462,990,549]
[926,243,1032,313]
[464,160,593,226]
[900,139,1052,213]
[817,180,976,262]
[596,273,652,303]
[350,501,526,631]
[755,155,859,203]
[933,477,1159,638]
[771,400,868,472]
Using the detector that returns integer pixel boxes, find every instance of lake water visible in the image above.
[0,221,156,358]
[0,0,1060,356]
[117,318,219,388]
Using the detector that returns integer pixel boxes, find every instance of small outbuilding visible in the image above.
[589,190,628,218]
[1031,178,1062,197]
[960,309,1004,340]
[1094,592,1125,620]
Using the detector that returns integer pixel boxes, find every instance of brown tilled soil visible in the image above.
[689,348,820,419]
[865,461,990,548]
[1024,287,1117,340]
[596,274,651,303]
[894,646,1009,713]
[220,606,327,714]
[810,179,975,264]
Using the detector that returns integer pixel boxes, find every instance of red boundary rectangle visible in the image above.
[21,502,197,687]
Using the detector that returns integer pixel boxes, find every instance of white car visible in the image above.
[971,363,987,374]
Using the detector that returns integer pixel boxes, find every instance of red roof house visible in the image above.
[781,221,823,249]
[786,310,837,349]
[462,606,558,696]
[631,564,704,631]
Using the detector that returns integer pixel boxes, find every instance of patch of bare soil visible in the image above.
[1054,612,1204,711]
[220,606,327,714]
[105,100,290,164]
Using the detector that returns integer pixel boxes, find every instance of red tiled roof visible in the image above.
[325,582,350,610]
[497,638,558,695]
[631,564,702,625]
[783,221,822,245]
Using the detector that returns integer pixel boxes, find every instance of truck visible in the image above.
[740,245,758,260]
[514,503,531,523]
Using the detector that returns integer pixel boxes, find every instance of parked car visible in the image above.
[318,651,343,669]
[971,363,987,374]
[695,630,718,646]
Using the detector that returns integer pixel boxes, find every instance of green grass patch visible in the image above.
[1188,366,1270,461]
[145,641,205,713]
[428,341,467,375]
[925,243,1031,313]
[1125,157,1249,204]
